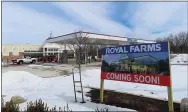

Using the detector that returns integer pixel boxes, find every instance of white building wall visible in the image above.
[2,44,41,56]
[2,43,74,57]
[42,43,74,56]
[137,39,156,43]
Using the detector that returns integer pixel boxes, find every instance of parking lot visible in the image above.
[2,62,101,78]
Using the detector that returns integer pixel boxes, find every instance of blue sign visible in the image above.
[102,42,168,55]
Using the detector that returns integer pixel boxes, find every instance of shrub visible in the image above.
[2,98,108,112]
[1,99,19,112]
[26,99,72,112]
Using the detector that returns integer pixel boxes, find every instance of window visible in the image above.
[24,50,30,52]
[39,48,43,52]
[48,49,52,51]
[45,48,47,51]
[48,53,53,56]
[47,48,59,51]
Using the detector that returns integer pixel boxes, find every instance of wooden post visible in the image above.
[100,79,104,103]
[167,87,174,112]
[167,42,174,112]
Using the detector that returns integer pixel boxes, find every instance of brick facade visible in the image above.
[2,52,24,63]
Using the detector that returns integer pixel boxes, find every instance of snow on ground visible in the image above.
[2,64,187,111]
[171,54,188,64]
[2,71,135,111]
[28,64,43,68]
[2,54,188,111]
[80,65,188,102]
[28,64,54,69]
[79,54,188,102]
[2,61,8,67]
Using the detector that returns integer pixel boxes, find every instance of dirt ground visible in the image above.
[86,88,180,112]
[2,65,67,77]
[2,62,101,78]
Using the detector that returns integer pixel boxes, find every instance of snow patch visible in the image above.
[2,70,134,111]
[2,62,8,67]
[28,64,42,68]
[171,54,188,64]
[28,64,54,70]
[2,71,42,87]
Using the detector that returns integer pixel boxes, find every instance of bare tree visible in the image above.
[67,30,91,103]
[156,32,188,53]
[67,30,91,65]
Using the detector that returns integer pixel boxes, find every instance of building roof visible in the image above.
[43,31,155,47]
[43,43,62,49]
[47,31,155,42]
[46,31,128,40]
[43,31,129,46]
[2,44,41,46]
[47,31,154,42]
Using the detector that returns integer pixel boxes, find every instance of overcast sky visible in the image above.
[2,2,188,44]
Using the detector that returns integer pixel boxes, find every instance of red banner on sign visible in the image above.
[101,72,170,86]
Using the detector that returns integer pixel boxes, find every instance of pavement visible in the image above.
[2,62,101,78]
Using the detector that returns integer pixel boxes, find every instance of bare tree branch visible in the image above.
[67,44,75,52]
[156,32,188,53]
[68,30,91,65]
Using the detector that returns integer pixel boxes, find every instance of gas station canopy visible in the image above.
[43,32,129,45]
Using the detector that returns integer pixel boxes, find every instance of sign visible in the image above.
[100,42,174,112]
[101,42,170,86]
